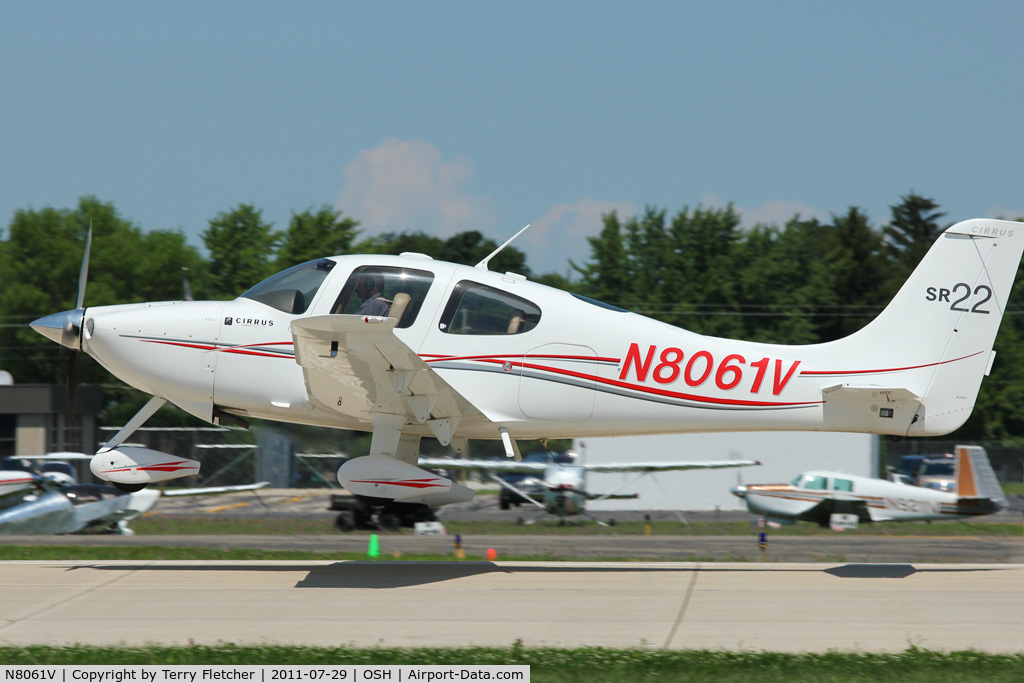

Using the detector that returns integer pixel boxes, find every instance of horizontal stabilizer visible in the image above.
[822,385,921,403]
[821,385,922,434]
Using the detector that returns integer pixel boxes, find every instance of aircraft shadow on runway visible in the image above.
[67,561,1004,588]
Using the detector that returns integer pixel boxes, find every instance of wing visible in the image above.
[292,315,489,442]
[795,497,872,525]
[25,452,93,461]
[583,460,760,473]
[159,482,270,497]
[417,457,549,475]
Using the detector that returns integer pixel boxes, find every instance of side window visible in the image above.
[832,478,853,492]
[802,475,827,490]
[439,281,541,335]
[331,266,435,329]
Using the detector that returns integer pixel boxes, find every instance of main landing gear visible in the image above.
[330,495,438,532]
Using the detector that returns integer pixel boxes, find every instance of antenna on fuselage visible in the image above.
[475,224,531,271]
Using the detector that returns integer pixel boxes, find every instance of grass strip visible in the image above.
[0,545,668,562]
[129,516,1024,537]
[1,645,1023,682]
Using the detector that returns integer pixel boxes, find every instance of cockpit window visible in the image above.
[332,266,435,329]
[439,280,541,335]
[241,259,336,314]
[832,478,853,492]
[801,475,827,490]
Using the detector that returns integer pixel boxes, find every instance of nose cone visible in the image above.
[31,309,84,349]
[730,485,748,499]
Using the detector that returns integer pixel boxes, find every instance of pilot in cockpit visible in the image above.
[355,273,391,316]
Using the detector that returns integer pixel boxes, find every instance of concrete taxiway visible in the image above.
[1,560,1022,653]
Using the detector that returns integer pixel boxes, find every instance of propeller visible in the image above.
[66,226,92,444]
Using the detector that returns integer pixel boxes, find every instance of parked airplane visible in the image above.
[1,453,88,487]
[30,219,1024,523]
[419,452,759,525]
[730,445,1007,528]
[0,468,268,535]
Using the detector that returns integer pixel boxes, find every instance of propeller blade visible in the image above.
[75,225,92,310]
[67,224,91,451]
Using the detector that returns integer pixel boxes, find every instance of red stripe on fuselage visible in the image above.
[425,355,821,408]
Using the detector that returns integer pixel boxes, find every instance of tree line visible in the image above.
[2,193,1023,442]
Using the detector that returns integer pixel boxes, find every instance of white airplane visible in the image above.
[731,445,1008,528]
[29,218,1024,523]
[0,468,268,535]
[0,453,88,487]
[419,452,760,525]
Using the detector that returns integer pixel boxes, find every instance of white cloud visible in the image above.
[700,192,826,228]
[524,198,636,275]
[986,206,1024,221]
[337,139,494,237]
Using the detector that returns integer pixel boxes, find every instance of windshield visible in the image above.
[241,259,336,314]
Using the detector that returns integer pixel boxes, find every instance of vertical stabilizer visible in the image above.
[956,445,1006,508]
[815,219,1024,437]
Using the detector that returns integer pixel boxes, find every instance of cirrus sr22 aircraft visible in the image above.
[30,218,1024,523]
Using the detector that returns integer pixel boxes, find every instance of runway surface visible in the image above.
[1,560,1022,653]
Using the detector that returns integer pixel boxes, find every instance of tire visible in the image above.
[379,512,401,531]
[500,497,510,510]
[334,512,354,532]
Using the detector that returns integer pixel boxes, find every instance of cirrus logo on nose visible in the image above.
[224,317,274,327]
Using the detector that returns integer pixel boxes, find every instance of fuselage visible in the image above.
[0,471,38,507]
[540,464,587,517]
[70,251,978,441]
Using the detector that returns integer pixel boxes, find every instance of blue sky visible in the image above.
[2,2,1023,275]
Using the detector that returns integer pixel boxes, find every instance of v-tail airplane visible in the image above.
[731,445,1008,528]
[29,218,1024,523]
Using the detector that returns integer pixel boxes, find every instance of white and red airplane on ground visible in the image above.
[30,219,1024,522]
[731,445,1007,529]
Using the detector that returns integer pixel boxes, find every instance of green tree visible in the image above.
[355,231,445,257]
[661,205,745,337]
[884,193,946,281]
[813,207,891,341]
[354,230,531,275]
[733,218,830,344]
[0,196,203,384]
[571,211,630,307]
[276,206,360,269]
[440,230,530,275]
[202,204,279,299]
